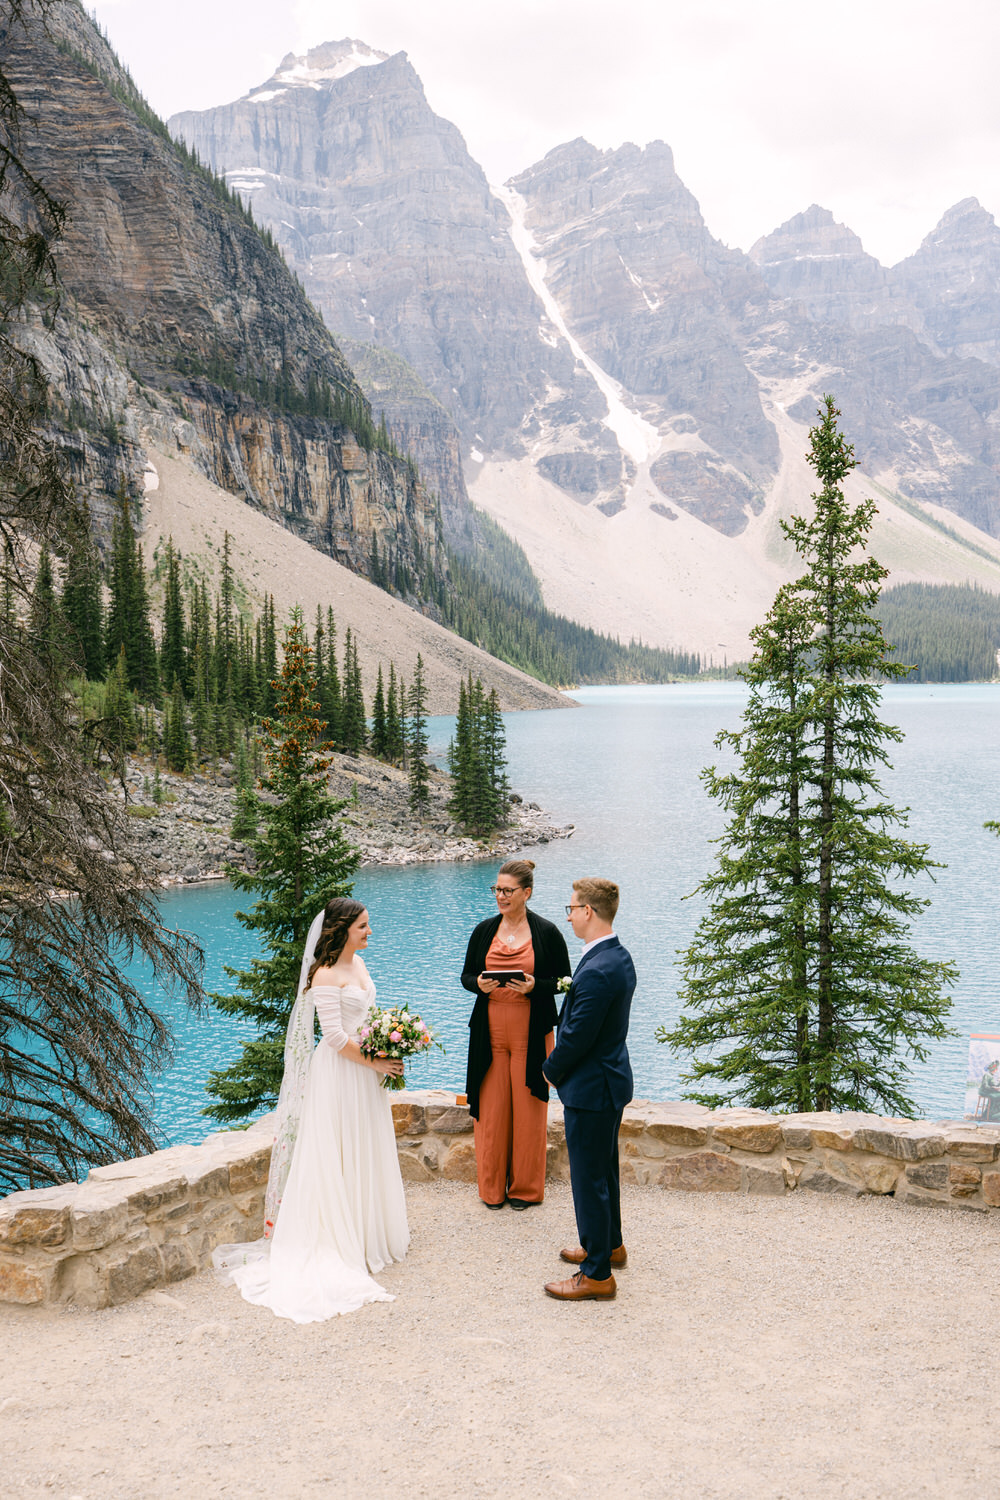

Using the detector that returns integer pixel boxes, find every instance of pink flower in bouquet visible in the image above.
[389,1030,402,1043]
[360,1026,371,1039]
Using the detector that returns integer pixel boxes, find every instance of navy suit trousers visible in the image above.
[564,1103,623,1281]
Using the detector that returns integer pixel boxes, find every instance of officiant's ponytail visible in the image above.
[305,897,367,988]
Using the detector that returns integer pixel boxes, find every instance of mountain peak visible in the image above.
[749,204,867,266]
[248,39,390,100]
[919,196,997,248]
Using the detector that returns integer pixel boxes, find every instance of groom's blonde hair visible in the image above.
[573,878,619,923]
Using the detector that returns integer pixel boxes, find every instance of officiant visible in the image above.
[461,860,571,1210]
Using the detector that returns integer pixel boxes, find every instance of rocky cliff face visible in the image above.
[10,9,445,589]
[748,204,918,334]
[156,36,1000,653]
[169,42,572,463]
[891,199,1000,366]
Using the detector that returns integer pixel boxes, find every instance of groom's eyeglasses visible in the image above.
[565,904,589,914]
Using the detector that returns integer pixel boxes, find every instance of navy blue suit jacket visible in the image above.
[542,935,635,1111]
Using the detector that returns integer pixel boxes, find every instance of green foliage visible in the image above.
[876,582,1000,682]
[204,611,359,1123]
[102,645,138,757]
[384,662,405,764]
[370,664,388,759]
[29,542,63,670]
[438,545,702,688]
[407,654,431,813]
[449,675,510,835]
[159,537,186,691]
[104,488,160,704]
[660,397,957,1118]
[163,678,190,773]
[60,507,104,679]
[449,505,544,609]
[339,628,367,755]
[1,3,204,1190]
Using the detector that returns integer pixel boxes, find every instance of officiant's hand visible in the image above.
[506,975,535,995]
[478,974,500,993]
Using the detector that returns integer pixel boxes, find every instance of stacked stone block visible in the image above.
[3,1094,998,1308]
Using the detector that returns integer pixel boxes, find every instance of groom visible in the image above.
[542,878,635,1302]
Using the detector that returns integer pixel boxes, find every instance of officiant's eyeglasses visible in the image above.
[490,885,520,896]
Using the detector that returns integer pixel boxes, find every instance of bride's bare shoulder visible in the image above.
[310,965,347,989]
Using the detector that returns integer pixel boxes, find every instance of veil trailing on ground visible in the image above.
[212,907,326,1278]
[262,907,326,1236]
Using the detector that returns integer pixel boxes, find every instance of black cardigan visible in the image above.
[463,908,571,1119]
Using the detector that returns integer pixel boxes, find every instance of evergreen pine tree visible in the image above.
[204,610,359,1122]
[104,488,159,702]
[160,538,186,692]
[104,486,134,676]
[260,593,278,717]
[60,510,104,679]
[29,543,63,671]
[659,397,957,1116]
[215,531,237,698]
[351,636,367,751]
[371,664,388,759]
[131,543,160,705]
[385,661,404,764]
[103,644,138,758]
[191,635,214,758]
[484,687,510,829]
[448,675,472,826]
[320,605,342,748]
[340,628,367,753]
[164,678,191,773]
[407,653,431,813]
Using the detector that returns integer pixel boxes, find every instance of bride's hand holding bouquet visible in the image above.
[359,1004,442,1090]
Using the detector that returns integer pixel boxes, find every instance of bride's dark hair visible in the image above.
[305,897,367,989]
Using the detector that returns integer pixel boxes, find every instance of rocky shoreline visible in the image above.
[116,751,574,886]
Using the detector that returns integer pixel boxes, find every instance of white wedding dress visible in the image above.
[216,976,410,1324]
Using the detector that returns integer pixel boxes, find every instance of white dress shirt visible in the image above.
[579,932,616,962]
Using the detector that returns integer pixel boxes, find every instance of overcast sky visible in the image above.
[91,0,1000,267]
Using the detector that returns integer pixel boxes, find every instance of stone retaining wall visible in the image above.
[3,1094,999,1307]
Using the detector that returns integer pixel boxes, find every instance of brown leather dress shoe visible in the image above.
[560,1244,628,1267]
[544,1271,617,1301]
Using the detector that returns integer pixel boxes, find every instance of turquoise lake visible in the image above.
[138,682,1000,1143]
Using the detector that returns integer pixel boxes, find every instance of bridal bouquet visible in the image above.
[359,1003,442,1090]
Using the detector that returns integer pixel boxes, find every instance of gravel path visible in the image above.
[4,1181,998,1499]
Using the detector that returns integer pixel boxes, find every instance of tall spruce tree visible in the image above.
[340,628,367,754]
[660,397,957,1116]
[60,507,104,680]
[448,675,510,835]
[385,661,404,764]
[160,538,186,692]
[164,678,191,772]
[370,663,389,759]
[204,610,359,1122]
[29,542,62,671]
[407,653,431,812]
[104,488,159,703]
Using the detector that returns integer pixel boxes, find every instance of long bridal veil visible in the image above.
[212,907,325,1279]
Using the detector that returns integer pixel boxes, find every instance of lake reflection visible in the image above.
[142,683,1000,1143]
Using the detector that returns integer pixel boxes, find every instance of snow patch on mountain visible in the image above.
[273,41,389,89]
[492,184,659,469]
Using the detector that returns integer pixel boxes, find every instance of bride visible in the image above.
[214,897,410,1322]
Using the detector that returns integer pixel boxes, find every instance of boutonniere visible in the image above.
[556,976,572,994]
